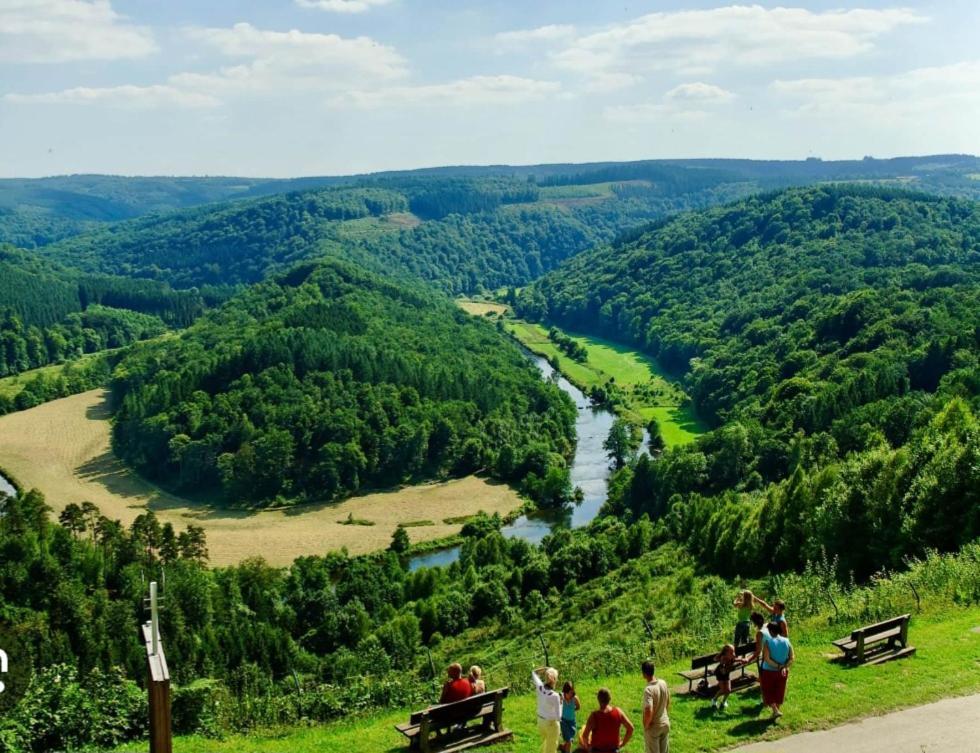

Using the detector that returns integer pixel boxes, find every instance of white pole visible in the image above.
[150,581,159,657]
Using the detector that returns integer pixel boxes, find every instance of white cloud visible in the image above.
[337,75,561,108]
[4,84,218,109]
[772,60,980,121]
[7,22,407,108]
[494,24,576,48]
[180,22,407,93]
[665,82,735,104]
[552,5,925,82]
[605,81,735,123]
[295,0,393,13]
[0,0,156,62]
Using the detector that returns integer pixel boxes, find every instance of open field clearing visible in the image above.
[457,298,509,316]
[115,606,980,753]
[0,389,523,566]
[502,318,706,445]
[0,352,104,399]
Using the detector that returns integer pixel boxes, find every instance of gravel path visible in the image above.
[729,693,980,753]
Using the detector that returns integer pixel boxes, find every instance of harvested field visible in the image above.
[0,390,523,566]
[456,299,508,316]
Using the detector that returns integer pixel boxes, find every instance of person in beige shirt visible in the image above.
[641,660,670,753]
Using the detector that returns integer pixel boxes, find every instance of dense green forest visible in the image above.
[36,178,746,296]
[518,185,980,577]
[0,245,210,382]
[110,259,576,505]
[4,154,977,248]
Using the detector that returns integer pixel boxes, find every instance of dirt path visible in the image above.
[0,389,523,566]
[729,693,980,753]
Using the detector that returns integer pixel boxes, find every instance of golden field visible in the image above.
[0,389,522,566]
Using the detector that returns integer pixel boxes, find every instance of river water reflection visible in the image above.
[408,353,618,571]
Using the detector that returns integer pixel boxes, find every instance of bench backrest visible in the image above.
[850,614,910,641]
[690,653,716,671]
[413,688,509,725]
[692,642,755,670]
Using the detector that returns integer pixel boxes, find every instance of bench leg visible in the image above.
[419,719,431,753]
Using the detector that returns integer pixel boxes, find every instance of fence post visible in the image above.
[143,581,172,753]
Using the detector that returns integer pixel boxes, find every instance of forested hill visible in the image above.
[518,185,980,577]
[0,245,209,381]
[36,178,745,294]
[110,258,577,506]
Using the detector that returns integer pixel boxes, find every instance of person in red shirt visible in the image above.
[439,663,473,704]
[580,687,634,752]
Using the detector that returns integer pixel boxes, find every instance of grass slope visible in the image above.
[123,607,980,752]
[502,318,706,445]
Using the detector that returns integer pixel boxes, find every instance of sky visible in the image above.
[1,0,978,177]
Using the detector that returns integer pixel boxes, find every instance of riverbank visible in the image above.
[458,299,706,446]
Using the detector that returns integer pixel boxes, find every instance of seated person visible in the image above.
[439,662,473,704]
[468,665,486,694]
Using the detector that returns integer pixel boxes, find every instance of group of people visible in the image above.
[437,662,485,704]
[531,660,670,753]
[433,589,793,751]
[720,590,794,719]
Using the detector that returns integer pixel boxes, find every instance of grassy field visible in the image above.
[0,389,523,566]
[116,607,980,753]
[457,299,509,317]
[503,319,706,446]
[0,352,103,399]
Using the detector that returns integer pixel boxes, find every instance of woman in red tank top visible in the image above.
[580,688,634,752]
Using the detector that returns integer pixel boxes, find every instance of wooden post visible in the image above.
[855,632,865,664]
[143,581,172,753]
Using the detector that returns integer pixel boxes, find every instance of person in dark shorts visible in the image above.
[711,644,745,711]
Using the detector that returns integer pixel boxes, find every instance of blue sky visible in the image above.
[1,1,978,177]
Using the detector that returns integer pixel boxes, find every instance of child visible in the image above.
[733,590,754,645]
[560,680,580,753]
[711,644,744,711]
[468,665,485,694]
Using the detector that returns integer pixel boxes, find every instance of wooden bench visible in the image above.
[677,642,757,696]
[395,688,511,753]
[832,614,915,665]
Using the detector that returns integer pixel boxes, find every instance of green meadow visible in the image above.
[502,318,706,446]
[116,607,980,753]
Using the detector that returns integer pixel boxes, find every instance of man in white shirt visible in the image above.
[532,666,562,753]
[641,660,670,753]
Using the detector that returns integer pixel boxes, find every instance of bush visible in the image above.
[172,678,234,737]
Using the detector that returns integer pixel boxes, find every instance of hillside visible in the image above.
[518,185,980,576]
[0,245,212,396]
[36,176,749,295]
[109,258,577,506]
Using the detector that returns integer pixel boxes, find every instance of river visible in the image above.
[408,353,618,570]
[0,471,16,500]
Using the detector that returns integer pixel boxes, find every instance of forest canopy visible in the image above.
[110,259,577,505]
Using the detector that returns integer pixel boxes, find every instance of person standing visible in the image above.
[532,666,562,753]
[580,687,634,752]
[733,590,754,645]
[759,622,794,720]
[641,660,670,753]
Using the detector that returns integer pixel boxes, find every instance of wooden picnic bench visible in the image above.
[832,614,915,664]
[677,642,757,696]
[394,688,511,753]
